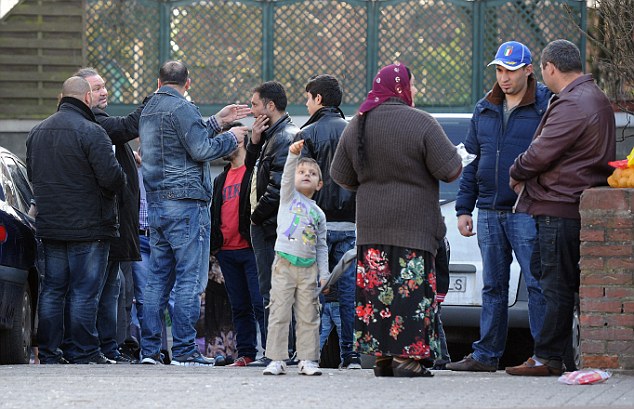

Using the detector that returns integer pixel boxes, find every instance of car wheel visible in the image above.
[563,293,581,371]
[0,284,32,364]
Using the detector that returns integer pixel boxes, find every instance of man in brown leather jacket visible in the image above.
[506,39,616,376]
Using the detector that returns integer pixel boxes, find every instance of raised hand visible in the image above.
[215,104,252,126]
[251,115,270,144]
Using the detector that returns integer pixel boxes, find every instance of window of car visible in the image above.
[3,156,32,214]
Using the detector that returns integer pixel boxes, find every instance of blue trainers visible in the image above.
[170,351,214,366]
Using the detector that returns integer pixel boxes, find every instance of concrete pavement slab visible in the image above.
[0,365,632,409]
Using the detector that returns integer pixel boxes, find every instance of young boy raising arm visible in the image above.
[263,139,329,376]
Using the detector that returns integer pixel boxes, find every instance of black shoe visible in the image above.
[286,351,299,366]
[392,358,434,377]
[108,353,137,364]
[140,353,163,365]
[40,356,70,364]
[74,353,116,364]
[446,354,497,372]
[248,356,272,367]
[340,354,362,369]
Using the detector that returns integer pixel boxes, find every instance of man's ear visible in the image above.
[84,91,93,108]
[184,77,191,91]
[315,94,323,106]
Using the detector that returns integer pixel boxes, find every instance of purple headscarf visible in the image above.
[359,63,412,114]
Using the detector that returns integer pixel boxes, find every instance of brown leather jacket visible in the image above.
[510,74,616,219]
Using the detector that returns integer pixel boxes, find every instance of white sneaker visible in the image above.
[298,360,322,376]
[263,360,287,375]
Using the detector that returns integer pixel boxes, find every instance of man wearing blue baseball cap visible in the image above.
[448,41,552,372]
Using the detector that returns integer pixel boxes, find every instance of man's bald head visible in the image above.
[61,76,92,106]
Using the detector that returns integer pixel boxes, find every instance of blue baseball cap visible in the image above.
[487,41,532,71]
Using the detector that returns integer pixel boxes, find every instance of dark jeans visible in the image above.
[37,240,110,363]
[250,224,276,350]
[217,248,266,359]
[532,215,581,367]
[327,230,356,360]
[97,260,121,358]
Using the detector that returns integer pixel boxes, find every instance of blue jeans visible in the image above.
[533,216,580,366]
[140,199,210,359]
[217,248,266,359]
[250,223,276,350]
[472,210,546,367]
[327,229,356,359]
[319,301,342,349]
[37,240,110,363]
[97,260,121,357]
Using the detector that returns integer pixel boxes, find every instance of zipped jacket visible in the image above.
[456,76,552,216]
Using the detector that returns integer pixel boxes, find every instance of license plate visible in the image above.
[448,275,467,292]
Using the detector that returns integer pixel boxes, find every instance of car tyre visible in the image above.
[0,284,32,364]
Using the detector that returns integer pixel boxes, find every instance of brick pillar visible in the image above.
[579,187,634,370]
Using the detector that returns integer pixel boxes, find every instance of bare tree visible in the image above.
[585,0,634,116]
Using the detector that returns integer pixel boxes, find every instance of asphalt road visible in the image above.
[0,365,633,409]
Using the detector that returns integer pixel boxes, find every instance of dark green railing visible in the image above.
[86,0,586,117]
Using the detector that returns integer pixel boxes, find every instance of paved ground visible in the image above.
[0,365,632,409]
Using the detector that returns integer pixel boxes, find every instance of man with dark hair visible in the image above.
[27,76,126,364]
[448,41,549,373]
[139,60,249,366]
[74,67,151,363]
[298,74,359,369]
[246,81,299,365]
[506,39,615,376]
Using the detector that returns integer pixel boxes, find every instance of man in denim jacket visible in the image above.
[139,60,249,365]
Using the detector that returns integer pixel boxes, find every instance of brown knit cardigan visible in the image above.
[331,99,462,255]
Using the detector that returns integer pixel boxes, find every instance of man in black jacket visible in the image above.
[246,81,298,365]
[74,67,150,363]
[297,74,359,369]
[27,76,126,364]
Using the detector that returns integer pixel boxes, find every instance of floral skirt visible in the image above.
[355,244,440,360]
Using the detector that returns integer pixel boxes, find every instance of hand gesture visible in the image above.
[230,125,248,145]
[457,214,476,237]
[290,139,304,155]
[251,114,269,144]
[215,104,251,126]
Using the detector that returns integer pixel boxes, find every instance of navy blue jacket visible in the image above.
[456,76,552,216]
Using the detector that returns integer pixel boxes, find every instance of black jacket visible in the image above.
[246,114,298,239]
[93,97,149,261]
[210,161,254,253]
[26,97,126,241]
[299,107,356,223]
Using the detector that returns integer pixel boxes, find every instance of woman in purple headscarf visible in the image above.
[331,63,462,377]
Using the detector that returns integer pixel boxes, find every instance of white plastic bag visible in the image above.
[557,369,611,385]
[456,143,476,167]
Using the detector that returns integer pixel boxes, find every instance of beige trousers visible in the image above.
[265,256,320,361]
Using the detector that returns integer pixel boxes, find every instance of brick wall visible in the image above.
[579,187,634,369]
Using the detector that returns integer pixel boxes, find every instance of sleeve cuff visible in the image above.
[208,115,221,133]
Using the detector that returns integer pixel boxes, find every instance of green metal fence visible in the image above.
[86,0,586,116]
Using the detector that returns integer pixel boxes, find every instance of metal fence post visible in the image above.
[158,1,171,65]
[471,0,484,105]
[366,0,379,92]
[262,1,275,82]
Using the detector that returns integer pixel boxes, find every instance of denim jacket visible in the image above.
[140,86,238,203]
